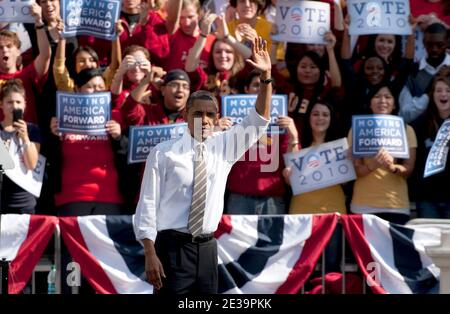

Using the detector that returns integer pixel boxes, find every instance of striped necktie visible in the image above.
[188,144,207,237]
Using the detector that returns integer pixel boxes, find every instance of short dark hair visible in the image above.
[186,90,219,112]
[367,83,399,115]
[74,68,104,88]
[229,0,266,14]
[68,45,100,78]
[424,22,448,36]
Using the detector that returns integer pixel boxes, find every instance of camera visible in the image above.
[13,108,23,123]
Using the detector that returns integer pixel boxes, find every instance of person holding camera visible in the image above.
[0,79,41,214]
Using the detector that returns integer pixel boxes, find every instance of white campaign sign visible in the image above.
[348,0,412,35]
[272,0,330,44]
[0,0,36,23]
[284,138,356,195]
[4,138,45,198]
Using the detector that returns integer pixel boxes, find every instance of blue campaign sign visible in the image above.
[221,94,288,134]
[424,120,450,178]
[352,115,409,159]
[128,123,188,164]
[56,92,111,135]
[61,0,121,40]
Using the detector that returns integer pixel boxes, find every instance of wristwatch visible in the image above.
[260,77,273,84]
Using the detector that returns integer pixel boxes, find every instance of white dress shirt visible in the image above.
[134,107,270,242]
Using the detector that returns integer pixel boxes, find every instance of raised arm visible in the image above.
[341,15,352,60]
[324,31,342,87]
[130,67,166,102]
[246,37,272,119]
[110,55,137,95]
[404,15,417,60]
[30,3,51,77]
[185,12,217,72]
[215,15,252,59]
[165,0,183,35]
[53,37,75,91]
[110,21,124,73]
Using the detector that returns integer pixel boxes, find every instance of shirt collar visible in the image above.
[180,129,207,153]
[419,53,450,74]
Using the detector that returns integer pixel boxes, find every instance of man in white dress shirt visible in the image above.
[134,37,273,294]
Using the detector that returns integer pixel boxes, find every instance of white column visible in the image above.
[425,231,450,294]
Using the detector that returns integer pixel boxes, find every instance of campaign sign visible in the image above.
[0,0,35,23]
[272,0,330,44]
[222,94,288,134]
[348,0,412,36]
[424,120,450,178]
[128,123,188,164]
[284,138,356,195]
[61,0,121,40]
[352,115,409,159]
[56,92,111,135]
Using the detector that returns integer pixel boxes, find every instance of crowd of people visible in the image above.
[0,0,449,224]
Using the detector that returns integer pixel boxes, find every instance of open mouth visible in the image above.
[174,94,184,101]
[2,56,9,62]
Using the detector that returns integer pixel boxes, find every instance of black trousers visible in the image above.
[155,230,218,294]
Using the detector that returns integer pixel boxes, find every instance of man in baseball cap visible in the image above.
[163,69,191,86]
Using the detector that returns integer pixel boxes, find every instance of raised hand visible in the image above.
[30,3,44,25]
[324,31,337,51]
[200,11,217,36]
[214,14,229,40]
[150,65,166,84]
[237,23,257,43]
[246,37,271,74]
[119,55,138,74]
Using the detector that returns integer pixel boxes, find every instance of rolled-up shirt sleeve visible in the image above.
[221,107,270,164]
[134,147,163,242]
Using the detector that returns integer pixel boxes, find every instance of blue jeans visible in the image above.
[225,193,286,215]
[417,201,450,219]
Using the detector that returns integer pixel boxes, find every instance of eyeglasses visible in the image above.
[166,82,190,90]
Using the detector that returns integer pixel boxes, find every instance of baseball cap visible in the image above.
[163,69,191,85]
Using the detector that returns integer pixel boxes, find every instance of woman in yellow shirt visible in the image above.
[349,83,417,225]
[52,23,123,92]
[284,100,347,272]
[287,101,347,215]
[227,0,283,60]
